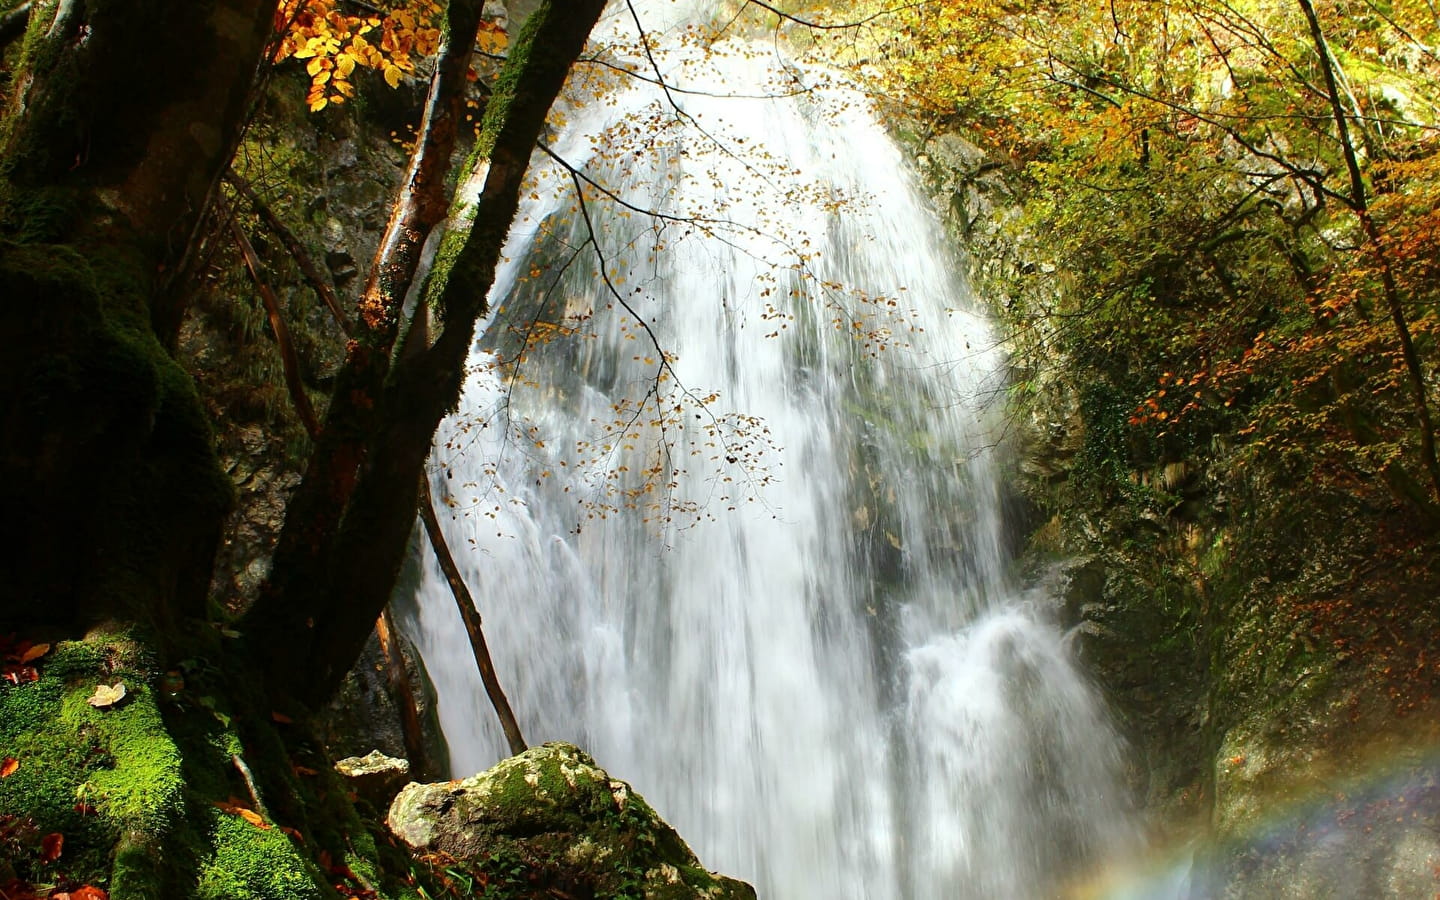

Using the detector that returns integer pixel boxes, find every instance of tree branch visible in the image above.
[418,477,527,756]
[225,168,351,335]
[228,205,321,438]
[0,2,29,50]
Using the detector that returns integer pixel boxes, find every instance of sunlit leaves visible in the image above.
[273,0,453,111]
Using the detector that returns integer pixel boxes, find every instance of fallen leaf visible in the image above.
[211,800,269,830]
[40,831,63,862]
[74,801,97,815]
[53,888,109,900]
[270,711,293,724]
[279,825,304,842]
[236,807,268,828]
[87,682,126,708]
[292,764,318,776]
[18,643,50,664]
[1,757,17,778]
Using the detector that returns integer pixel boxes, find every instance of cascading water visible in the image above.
[401,3,1138,897]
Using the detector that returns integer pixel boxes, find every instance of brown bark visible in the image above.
[418,477,527,756]
[246,0,607,706]
[249,0,487,699]
[374,608,432,772]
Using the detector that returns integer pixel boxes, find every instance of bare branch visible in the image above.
[418,476,527,756]
[226,168,351,336]
[227,204,322,438]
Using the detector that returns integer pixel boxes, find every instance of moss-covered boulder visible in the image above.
[387,742,756,900]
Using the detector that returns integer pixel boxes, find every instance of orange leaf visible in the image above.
[1,757,17,778]
[41,831,63,862]
[271,711,293,724]
[212,800,270,829]
[237,808,269,829]
[19,643,50,664]
[72,888,109,900]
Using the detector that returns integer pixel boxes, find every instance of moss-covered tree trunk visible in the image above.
[245,0,607,708]
[0,0,278,640]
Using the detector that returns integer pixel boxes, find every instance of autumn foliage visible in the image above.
[847,0,1440,514]
[272,0,511,111]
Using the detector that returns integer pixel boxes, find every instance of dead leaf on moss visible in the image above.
[40,831,62,862]
[1,757,17,778]
[212,800,270,830]
[18,643,50,664]
[87,682,126,708]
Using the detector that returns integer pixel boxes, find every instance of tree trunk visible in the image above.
[245,0,607,707]
[0,0,278,641]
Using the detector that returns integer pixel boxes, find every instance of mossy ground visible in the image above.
[0,626,448,900]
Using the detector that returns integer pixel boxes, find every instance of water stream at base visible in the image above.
[401,4,1139,897]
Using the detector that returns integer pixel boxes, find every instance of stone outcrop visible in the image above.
[388,742,756,899]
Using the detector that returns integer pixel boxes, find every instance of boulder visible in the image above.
[387,742,755,899]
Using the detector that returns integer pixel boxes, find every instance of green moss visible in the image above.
[0,629,438,899]
[0,631,180,896]
[196,812,323,900]
[391,744,754,900]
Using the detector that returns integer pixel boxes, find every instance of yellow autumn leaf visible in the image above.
[478,30,508,54]
[309,96,329,112]
[383,64,403,88]
[335,53,356,77]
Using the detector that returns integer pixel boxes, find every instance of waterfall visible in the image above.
[402,4,1138,897]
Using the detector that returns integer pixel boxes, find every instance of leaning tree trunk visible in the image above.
[0,0,278,640]
[244,0,608,707]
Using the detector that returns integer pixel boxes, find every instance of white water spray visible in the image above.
[402,4,1137,897]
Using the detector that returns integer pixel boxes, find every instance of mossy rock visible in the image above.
[0,628,361,900]
[387,742,756,899]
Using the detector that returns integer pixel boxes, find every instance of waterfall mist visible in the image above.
[401,4,1138,896]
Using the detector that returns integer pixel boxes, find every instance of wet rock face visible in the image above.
[388,742,756,900]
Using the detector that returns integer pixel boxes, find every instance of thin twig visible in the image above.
[227,204,322,437]
[231,753,271,820]
[226,168,352,335]
[417,476,527,756]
